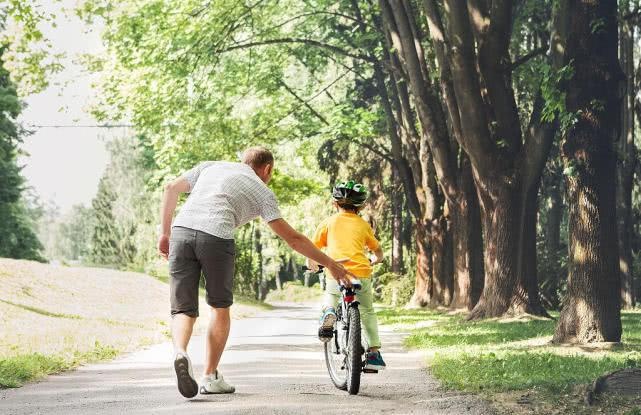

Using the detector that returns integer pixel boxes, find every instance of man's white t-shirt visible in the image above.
[172,161,282,239]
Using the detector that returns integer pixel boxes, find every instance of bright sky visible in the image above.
[17,1,125,213]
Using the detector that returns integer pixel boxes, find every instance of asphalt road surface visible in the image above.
[0,302,496,414]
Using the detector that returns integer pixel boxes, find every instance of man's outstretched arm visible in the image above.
[268,219,353,286]
[158,177,190,259]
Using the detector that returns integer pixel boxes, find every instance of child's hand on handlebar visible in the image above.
[306,258,320,273]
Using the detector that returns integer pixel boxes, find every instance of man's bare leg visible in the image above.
[171,313,198,398]
[172,314,197,353]
[204,307,231,375]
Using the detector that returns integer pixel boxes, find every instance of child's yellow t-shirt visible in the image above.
[312,212,380,278]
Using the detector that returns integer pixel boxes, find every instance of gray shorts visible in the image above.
[169,226,235,317]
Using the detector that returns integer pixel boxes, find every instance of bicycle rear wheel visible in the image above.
[324,323,347,390]
[345,307,362,395]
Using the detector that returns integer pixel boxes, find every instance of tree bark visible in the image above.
[430,216,453,307]
[553,0,622,343]
[391,167,404,274]
[467,178,524,319]
[617,16,636,309]
[513,179,550,317]
[542,177,563,309]
[450,159,485,310]
[411,219,432,307]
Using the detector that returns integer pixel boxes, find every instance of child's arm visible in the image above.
[365,222,383,265]
[307,220,328,272]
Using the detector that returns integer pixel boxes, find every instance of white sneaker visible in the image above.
[174,352,198,398]
[200,370,236,394]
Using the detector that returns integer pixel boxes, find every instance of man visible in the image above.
[157,146,353,398]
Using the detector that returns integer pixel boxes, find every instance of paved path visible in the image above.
[0,303,496,414]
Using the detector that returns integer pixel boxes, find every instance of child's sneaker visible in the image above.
[364,350,386,371]
[318,307,336,342]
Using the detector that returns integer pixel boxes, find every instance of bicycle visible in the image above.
[304,265,366,395]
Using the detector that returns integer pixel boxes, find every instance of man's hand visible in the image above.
[158,234,170,260]
[326,261,355,287]
[268,218,355,286]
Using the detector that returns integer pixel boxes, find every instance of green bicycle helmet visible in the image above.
[332,180,368,207]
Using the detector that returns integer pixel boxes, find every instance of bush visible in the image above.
[376,272,414,306]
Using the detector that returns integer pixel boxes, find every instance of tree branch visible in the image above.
[254,71,350,137]
[622,7,641,23]
[213,38,375,62]
[511,44,548,70]
[278,80,329,125]
[356,139,394,163]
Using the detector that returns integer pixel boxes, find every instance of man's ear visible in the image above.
[264,163,274,177]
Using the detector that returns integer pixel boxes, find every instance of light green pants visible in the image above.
[322,278,381,349]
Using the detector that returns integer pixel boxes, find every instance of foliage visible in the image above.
[55,205,96,261]
[0,44,43,261]
[88,136,159,270]
[79,0,377,295]
[376,271,414,306]
[1,0,64,94]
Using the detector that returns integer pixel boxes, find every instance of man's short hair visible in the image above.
[241,146,274,169]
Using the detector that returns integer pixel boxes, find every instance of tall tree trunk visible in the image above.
[411,219,432,307]
[553,0,622,343]
[451,159,485,310]
[255,227,263,300]
[542,179,563,309]
[514,182,550,317]
[617,170,635,308]
[391,167,404,274]
[468,178,523,319]
[617,17,636,309]
[430,216,452,306]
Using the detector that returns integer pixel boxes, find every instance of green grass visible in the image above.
[432,351,641,392]
[0,342,119,388]
[379,309,641,393]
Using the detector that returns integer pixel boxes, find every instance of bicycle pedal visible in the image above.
[363,368,379,374]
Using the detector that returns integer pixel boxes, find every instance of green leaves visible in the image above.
[540,60,577,135]
[2,0,64,94]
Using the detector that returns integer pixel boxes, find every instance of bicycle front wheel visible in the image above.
[345,306,362,395]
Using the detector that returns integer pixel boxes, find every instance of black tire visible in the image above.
[324,329,347,390]
[346,306,362,395]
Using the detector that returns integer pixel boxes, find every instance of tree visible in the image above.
[89,175,121,266]
[617,0,639,309]
[56,205,96,262]
[376,0,568,317]
[553,0,623,344]
[0,44,43,261]
[1,0,63,94]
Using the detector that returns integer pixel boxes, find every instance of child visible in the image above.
[307,180,386,371]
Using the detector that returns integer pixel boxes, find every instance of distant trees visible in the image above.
[88,137,159,270]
